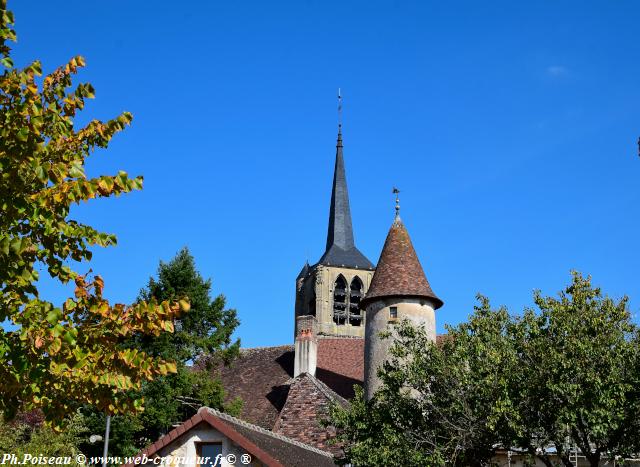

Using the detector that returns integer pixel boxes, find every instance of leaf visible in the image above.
[62,331,76,346]
[48,338,62,355]
[16,127,29,141]
[46,308,62,325]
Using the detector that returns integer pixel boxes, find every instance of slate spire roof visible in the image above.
[318,127,374,270]
[360,215,443,309]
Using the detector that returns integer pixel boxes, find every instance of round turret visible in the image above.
[361,215,443,400]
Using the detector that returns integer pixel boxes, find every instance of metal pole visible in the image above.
[102,415,111,467]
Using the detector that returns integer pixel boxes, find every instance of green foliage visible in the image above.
[135,247,240,364]
[331,300,513,466]
[82,248,241,456]
[331,272,640,467]
[0,2,188,425]
[134,248,241,439]
[80,412,143,458]
[506,272,640,466]
[0,410,88,461]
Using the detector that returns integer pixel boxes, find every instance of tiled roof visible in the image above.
[212,335,447,439]
[361,217,443,309]
[273,373,347,455]
[316,337,364,399]
[214,340,365,428]
[208,408,334,467]
[124,407,334,467]
[215,345,294,429]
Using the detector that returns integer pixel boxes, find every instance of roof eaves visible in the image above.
[207,408,334,459]
[123,407,333,467]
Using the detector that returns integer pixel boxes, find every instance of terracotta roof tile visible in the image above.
[214,346,294,429]
[316,338,364,399]
[273,374,345,456]
[213,340,366,427]
[124,407,334,467]
[361,217,443,309]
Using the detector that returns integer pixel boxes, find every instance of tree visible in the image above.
[0,1,188,425]
[135,247,240,364]
[331,272,640,467]
[134,248,241,437]
[81,248,241,455]
[0,410,88,462]
[506,272,640,467]
[331,299,515,466]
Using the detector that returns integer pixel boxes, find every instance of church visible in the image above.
[215,123,444,450]
[126,126,446,466]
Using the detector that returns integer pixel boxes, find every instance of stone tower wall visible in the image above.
[364,297,436,400]
[295,264,374,338]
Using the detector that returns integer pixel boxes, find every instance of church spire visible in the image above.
[325,126,355,251]
[318,91,374,270]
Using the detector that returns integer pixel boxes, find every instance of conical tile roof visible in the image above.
[360,216,443,309]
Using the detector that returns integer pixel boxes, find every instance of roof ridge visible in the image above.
[240,345,293,353]
[284,373,349,406]
[306,374,350,406]
[205,408,333,458]
[317,335,364,340]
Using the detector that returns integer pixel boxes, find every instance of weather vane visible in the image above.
[392,187,400,218]
[338,88,342,130]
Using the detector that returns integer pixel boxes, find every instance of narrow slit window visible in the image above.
[389,306,398,319]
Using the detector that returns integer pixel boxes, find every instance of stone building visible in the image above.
[360,210,443,400]
[123,406,335,467]
[293,127,375,340]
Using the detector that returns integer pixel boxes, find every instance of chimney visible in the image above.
[294,315,318,377]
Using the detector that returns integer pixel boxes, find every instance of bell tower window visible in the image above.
[349,277,363,326]
[333,275,348,325]
[332,275,365,327]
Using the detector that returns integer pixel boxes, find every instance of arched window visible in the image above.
[349,277,363,326]
[333,275,348,325]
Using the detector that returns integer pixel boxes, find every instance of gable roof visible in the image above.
[361,216,443,309]
[273,373,347,455]
[316,337,364,399]
[213,340,364,429]
[125,407,334,467]
[214,345,294,429]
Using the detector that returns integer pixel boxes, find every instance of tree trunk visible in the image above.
[534,453,555,467]
[586,452,601,467]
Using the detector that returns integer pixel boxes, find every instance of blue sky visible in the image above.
[8,1,640,347]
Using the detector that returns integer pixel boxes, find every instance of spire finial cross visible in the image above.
[392,187,400,218]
